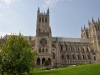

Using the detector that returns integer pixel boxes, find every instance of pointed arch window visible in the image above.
[42,17,44,23]
[39,17,41,22]
[45,18,47,22]
[53,53,55,59]
[60,44,63,50]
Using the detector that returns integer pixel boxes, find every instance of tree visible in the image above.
[0,34,37,75]
[43,60,49,70]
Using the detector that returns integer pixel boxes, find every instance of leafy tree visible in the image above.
[0,34,37,75]
[43,60,49,69]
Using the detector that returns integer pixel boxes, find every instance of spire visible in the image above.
[92,17,95,23]
[88,20,90,25]
[98,17,99,22]
[47,7,49,14]
[38,7,40,12]
[84,24,85,29]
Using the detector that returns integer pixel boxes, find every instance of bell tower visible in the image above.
[35,7,52,67]
[36,7,51,37]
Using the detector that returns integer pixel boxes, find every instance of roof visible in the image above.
[52,37,89,43]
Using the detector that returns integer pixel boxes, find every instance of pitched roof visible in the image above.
[52,37,89,43]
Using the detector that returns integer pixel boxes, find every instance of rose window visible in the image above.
[40,38,47,46]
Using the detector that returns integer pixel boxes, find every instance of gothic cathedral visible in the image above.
[2,8,100,67]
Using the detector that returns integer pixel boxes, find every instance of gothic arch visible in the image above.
[37,57,40,65]
[72,54,75,59]
[60,44,63,50]
[48,58,51,65]
[42,17,44,22]
[39,48,41,52]
[61,54,64,59]
[42,48,44,52]
[39,17,41,22]
[42,58,45,65]
[77,55,80,60]
[45,18,47,22]
[65,44,68,50]
[53,53,55,59]
[66,54,70,59]
[94,56,96,60]
[86,48,89,52]
[81,47,85,52]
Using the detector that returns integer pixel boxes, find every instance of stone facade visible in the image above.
[1,8,100,67]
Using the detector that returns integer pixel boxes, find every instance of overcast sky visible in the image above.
[0,0,100,38]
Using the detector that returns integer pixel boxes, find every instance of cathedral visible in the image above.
[1,8,100,67]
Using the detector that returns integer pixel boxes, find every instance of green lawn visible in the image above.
[33,64,100,75]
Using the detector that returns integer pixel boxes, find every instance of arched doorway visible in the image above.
[37,58,40,65]
[48,58,51,65]
[42,58,45,65]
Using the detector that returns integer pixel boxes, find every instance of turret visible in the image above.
[47,8,49,15]
[37,7,40,14]
[92,17,95,23]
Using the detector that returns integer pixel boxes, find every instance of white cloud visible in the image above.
[0,4,2,8]
[43,0,73,8]
[0,31,10,37]
[2,0,20,5]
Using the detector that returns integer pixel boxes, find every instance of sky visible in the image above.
[0,0,100,38]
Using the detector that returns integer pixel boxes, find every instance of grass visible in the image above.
[32,64,100,75]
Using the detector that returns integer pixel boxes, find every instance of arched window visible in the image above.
[53,53,55,59]
[81,47,84,52]
[48,58,51,65]
[86,48,89,52]
[87,55,90,59]
[77,55,80,60]
[94,56,96,60]
[42,58,45,65]
[61,54,64,59]
[39,48,41,52]
[42,17,44,22]
[39,17,41,22]
[66,54,70,59]
[65,44,67,50]
[60,44,63,50]
[42,48,44,52]
[72,55,75,59]
[45,18,47,22]
[52,43,56,48]
[37,58,40,65]
[82,55,85,60]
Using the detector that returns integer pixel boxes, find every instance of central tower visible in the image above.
[35,7,52,67]
[36,7,51,37]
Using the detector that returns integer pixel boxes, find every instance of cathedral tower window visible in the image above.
[39,17,41,22]
[42,17,44,23]
[39,48,41,52]
[45,18,47,22]
[42,48,44,52]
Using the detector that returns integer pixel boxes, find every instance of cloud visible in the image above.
[0,4,2,8]
[43,0,72,8]
[0,31,10,37]
[2,0,20,5]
